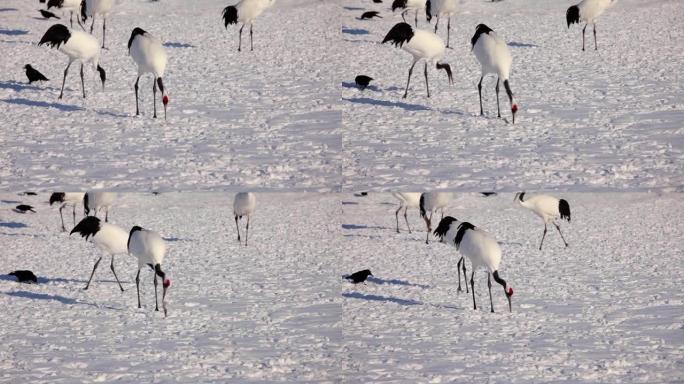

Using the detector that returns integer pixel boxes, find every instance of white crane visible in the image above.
[514,192,571,250]
[566,0,617,51]
[391,0,427,27]
[419,191,452,244]
[38,24,106,99]
[382,22,453,99]
[70,216,126,291]
[392,192,421,233]
[471,24,518,124]
[434,216,514,312]
[425,0,456,48]
[233,192,256,246]
[84,190,116,222]
[49,192,85,231]
[128,27,169,120]
[222,0,276,52]
[79,0,115,49]
[128,226,171,316]
[47,0,81,28]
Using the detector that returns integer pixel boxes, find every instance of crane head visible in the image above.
[511,104,518,124]
[506,287,513,312]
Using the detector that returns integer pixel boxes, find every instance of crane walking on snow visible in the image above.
[128,226,171,316]
[566,0,617,51]
[70,216,126,291]
[514,192,571,250]
[222,0,276,52]
[128,27,169,119]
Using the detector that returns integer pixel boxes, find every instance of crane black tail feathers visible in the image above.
[222,6,238,28]
[391,0,408,11]
[419,194,426,218]
[559,199,571,222]
[433,216,457,240]
[70,216,101,240]
[425,0,432,21]
[38,24,71,49]
[80,0,87,22]
[382,22,414,48]
[436,63,453,85]
[566,5,580,28]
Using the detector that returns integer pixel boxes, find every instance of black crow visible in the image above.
[360,11,382,19]
[39,9,60,19]
[24,64,49,84]
[355,75,373,90]
[344,269,373,284]
[480,192,497,197]
[20,191,38,196]
[9,270,38,284]
[15,204,36,213]
[373,0,383,3]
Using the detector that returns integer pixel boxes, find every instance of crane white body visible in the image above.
[222,0,276,51]
[81,0,115,48]
[70,216,126,291]
[38,24,106,99]
[84,190,116,222]
[419,191,452,243]
[128,28,169,119]
[515,192,571,250]
[50,192,85,231]
[471,24,517,123]
[233,192,256,246]
[382,22,453,98]
[434,217,513,312]
[426,0,456,47]
[392,192,421,233]
[128,226,171,316]
[566,0,617,51]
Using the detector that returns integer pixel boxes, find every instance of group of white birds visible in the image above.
[32,0,277,118]
[362,0,619,124]
[44,190,257,317]
[391,191,571,312]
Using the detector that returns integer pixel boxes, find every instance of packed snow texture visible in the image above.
[341,0,684,191]
[1,192,683,382]
[0,0,341,192]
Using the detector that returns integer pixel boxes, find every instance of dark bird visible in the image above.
[360,11,382,19]
[20,191,38,196]
[24,64,49,84]
[355,75,373,90]
[9,270,38,284]
[480,192,497,197]
[373,0,383,3]
[14,204,36,213]
[344,269,373,284]
[40,0,47,3]
[40,9,61,19]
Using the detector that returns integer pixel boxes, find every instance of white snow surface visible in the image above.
[0,0,341,192]
[341,0,684,191]
[1,191,683,382]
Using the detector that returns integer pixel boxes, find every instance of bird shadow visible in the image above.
[0,81,56,92]
[163,236,194,242]
[95,109,130,118]
[367,276,431,288]
[163,42,195,48]
[508,41,539,48]
[341,224,390,230]
[0,28,28,36]
[0,8,18,12]
[343,6,365,10]
[39,276,132,285]
[497,240,524,247]
[2,98,84,112]
[4,290,120,309]
[0,221,28,229]
[341,201,358,205]
[342,234,384,240]
[343,292,422,306]
[342,28,369,35]
[343,97,430,111]
[1,199,22,204]
[342,38,375,44]
[341,82,382,93]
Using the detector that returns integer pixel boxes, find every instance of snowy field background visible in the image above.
[0,0,341,191]
[341,0,684,191]
[1,191,683,382]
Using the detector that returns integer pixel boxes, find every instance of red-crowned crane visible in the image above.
[128,226,171,317]
[566,0,617,51]
[392,192,421,233]
[50,192,84,231]
[514,192,571,250]
[471,24,517,123]
[128,27,169,119]
[70,216,126,291]
[38,24,106,99]
[84,190,116,222]
[382,22,453,99]
[419,191,452,244]
[425,0,456,48]
[222,0,276,52]
[233,192,256,246]
[79,0,115,49]
[434,216,514,312]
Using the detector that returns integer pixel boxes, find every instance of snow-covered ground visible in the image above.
[341,0,684,191]
[340,192,684,382]
[1,192,682,382]
[0,192,342,382]
[0,0,341,191]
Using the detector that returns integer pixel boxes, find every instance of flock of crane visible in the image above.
[346,191,572,313]
[26,0,277,118]
[353,0,618,124]
[8,191,257,317]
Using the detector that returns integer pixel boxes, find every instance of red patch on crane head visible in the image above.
[162,95,169,105]
[163,278,172,288]
[508,287,514,296]
[511,104,518,113]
